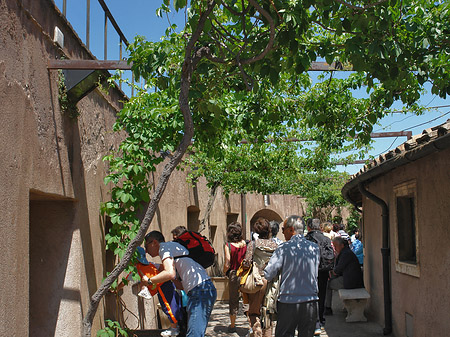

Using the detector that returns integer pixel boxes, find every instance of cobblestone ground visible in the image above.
[206,301,384,337]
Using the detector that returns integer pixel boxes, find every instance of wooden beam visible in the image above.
[370,131,412,140]
[240,132,411,144]
[48,60,355,71]
[308,61,353,71]
[47,59,132,70]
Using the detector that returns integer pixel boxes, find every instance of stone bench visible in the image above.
[338,288,370,322]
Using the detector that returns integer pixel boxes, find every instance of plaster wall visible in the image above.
[0,0,127,335]
[362,147,450,336]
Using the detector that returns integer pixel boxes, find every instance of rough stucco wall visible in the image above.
[0,0,126,335]
[363,146,450,336]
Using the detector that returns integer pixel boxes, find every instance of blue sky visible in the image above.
[54,0,450,175]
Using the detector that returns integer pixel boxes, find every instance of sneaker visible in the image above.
[324,307,333,316]
[228,326,237,333]
[160,327,180,336]
[314,321,321,336]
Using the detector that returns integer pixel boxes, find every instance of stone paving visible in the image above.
[206,301,384,337]
[134,298,384,337]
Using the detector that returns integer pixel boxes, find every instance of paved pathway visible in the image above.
[134,298,384,337]
[206,301,384,337]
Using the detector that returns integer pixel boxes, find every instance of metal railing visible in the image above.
[59,0,134,94]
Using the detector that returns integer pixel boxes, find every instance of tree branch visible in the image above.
[334,0,389,11]
[312,20,359,35]
[241,0,276,65]
[81,1,217,336]
[220,0,252,16]
[199,181,220,233]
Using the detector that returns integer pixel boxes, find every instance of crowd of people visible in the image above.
[114,215,364,337]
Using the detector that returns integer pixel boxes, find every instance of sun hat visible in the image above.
[136,246,149,265]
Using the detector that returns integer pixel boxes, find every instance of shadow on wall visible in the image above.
[187,205,200,232]
[29,194,80,337]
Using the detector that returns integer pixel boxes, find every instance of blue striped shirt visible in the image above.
[264,234,320,304]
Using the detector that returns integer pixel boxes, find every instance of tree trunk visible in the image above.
[81,2,216,336]
[198,181,220,234]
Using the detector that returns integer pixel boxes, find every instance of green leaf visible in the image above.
[120,193,130,203]
[342,18,351,31]
[260,64,270,77]
[269,68,280,85]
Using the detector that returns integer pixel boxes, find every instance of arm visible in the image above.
[241,241,254,269]
[223,243,231,274]
[352,241,363,255]
[333,250,350,276]
[146,257,176,285]
[264,247,283,282]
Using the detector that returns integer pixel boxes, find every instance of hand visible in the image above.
[141,277,157,291]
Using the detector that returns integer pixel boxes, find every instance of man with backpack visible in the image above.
[144,230,217,337]
[305,218,334,332]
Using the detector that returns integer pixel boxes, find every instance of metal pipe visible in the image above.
[86,0,90,48]
[119,39,122,89]
[63,0,67,16]
[104,12,108,60]
[97,0,129,46]
[240,193,247,240]
[358,183,392,335]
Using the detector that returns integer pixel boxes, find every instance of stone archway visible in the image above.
[250,208,283,229]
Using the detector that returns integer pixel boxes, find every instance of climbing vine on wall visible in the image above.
[57,70,79,119]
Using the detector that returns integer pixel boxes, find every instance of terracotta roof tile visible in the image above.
[350,119,450,180]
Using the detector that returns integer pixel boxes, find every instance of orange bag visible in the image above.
[136,263,178,324]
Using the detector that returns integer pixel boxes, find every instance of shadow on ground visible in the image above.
[206,301,250,337]
[134,297,384,337]
[207,300,384,337]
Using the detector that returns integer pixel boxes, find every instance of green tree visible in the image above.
[83,1,450,335]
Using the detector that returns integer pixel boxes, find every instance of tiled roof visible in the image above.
[342,118,450,205]
[352,119,450,179]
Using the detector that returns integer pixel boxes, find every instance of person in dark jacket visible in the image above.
[324,236,364,315]
[305,218,334,330]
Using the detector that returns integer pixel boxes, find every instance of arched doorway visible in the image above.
[187,205,200,232]
[250,209,283,229]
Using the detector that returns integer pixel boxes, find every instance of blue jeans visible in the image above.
[186,279,217,337]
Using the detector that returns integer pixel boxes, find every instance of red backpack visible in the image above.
[174,231,216,269]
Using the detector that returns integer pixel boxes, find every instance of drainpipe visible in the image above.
[240,193,247,240]
[358,183,392,335]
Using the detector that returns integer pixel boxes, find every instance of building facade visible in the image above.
[342,120,450,336]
